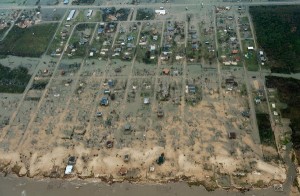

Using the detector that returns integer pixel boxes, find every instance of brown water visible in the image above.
[0,174,289,196]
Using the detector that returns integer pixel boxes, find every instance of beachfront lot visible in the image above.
[0,4,286,189]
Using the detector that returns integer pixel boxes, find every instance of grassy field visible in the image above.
[74,10,102,22]
[0,64,31,93]
[242,39,259,71]
[0,23,58,57]
[239,16,249,24]
[245,52,259,71]
[256,113,276,148]
[0,27,9,38]
[136,8,155,20]
[47,26,65,55]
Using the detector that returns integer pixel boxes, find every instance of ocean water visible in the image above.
[0,174,286,196]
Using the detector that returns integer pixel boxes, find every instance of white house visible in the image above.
[155,10,166,15]
[67,10,76,21]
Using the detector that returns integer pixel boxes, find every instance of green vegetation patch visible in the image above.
[0,23,58,57]
[256,113,276,147]
[245,52,259,71]
[265,76,300,161]
[72,0,95,4]
[30,79,49,90]
[250,6,300,73]
[0,64,31,93]
[101,7,130,22]
[0,27,9,38]
[186,42,202,63]
[136,8,155,20]
[242,40,259,71]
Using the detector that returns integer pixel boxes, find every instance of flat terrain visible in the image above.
[0,0,299,194]
[0,23,58,57]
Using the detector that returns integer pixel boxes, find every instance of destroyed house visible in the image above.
[157,109,164,117]
[68,156,76,165]
[188,85,196,93]
[231,50,239,54]
[108,80,115,87]
[242,111,250,118]
[225,78,235,84]
[124,124,132,134]
[228,132,236,139]
[98,27,104,34]
[100,97,109,106]
[192,43,199,50]
[124,124,131,131]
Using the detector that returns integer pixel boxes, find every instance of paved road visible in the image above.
[234,13,261,148]
[0,9,23,42]
[57,22,99,126]
[117,23,142,123]
[151,20,165,122]
[282,142,297,194]
[212,6,223,95]
[0,9,69,143]
[16,20,79,150]
[0,0,299,10]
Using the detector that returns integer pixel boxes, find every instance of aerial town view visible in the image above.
[0,0,300,195]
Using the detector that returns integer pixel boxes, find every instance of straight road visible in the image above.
[57,22,99,126]
[234,13,261,148]
[0,1,299,10]
[0,9,69,143]
[16,21,78,150]
[0,9,23,41]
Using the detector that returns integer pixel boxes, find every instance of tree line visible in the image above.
[250,6,300,73]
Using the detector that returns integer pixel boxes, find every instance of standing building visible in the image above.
[67,10,76,21]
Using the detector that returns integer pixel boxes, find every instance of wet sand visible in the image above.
[0,174,288,196]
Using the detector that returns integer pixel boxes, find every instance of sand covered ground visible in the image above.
[0,81,287,188]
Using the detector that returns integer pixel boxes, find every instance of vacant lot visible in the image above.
[256,113,275,146]
[0,23,58,57]
[0,64,31,93]
[136,8,155,20]
[250,6,300,73]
